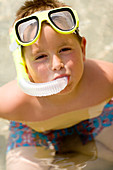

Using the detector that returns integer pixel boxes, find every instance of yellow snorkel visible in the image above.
[9,28,68,96]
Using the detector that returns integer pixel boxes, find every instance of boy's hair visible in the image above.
[15,0,66,21]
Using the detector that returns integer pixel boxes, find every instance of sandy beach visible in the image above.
[0,0,113,169]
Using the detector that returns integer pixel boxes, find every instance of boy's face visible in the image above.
[24,24,86,94]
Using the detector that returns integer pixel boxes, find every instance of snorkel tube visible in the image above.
[9,29,68,97]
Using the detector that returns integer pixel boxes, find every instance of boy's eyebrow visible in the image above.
[32,46,43,55]
[32,43,43,52]
[31,37,73,55]
[33,41,71,52]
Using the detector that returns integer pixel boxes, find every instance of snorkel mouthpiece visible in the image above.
[9,29,68,97]
[19,77,68,96]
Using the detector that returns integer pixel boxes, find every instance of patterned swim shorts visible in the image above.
[7,99,113,153]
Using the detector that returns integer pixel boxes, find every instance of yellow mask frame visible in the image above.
[14,7,79,46]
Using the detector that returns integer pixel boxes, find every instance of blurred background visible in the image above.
[0,0,113,169]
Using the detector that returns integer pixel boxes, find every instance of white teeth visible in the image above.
[19,76,68,96]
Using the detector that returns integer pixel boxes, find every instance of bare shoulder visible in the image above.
[0,80,34,119]
[85,59,113,84]
[86,59,113,73]
[82,59,113,102]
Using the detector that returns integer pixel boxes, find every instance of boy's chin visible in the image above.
[56,85,74,96]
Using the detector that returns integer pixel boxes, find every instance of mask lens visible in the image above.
[16,18,39,43]
[49,10,76,31]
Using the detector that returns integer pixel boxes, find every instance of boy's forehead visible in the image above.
[34,28,78,46]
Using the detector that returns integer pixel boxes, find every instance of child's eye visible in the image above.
[59,48,71,53]
[35,55,47,60]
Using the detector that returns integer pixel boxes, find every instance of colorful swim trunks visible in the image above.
[7,99,113,153]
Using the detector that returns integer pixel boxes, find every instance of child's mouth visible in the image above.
[53,75,70,83]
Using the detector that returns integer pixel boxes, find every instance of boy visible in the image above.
[1,0,113,169]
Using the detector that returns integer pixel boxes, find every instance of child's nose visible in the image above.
[51,55,64,71]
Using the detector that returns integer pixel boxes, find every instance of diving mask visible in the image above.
[14,7,79,46]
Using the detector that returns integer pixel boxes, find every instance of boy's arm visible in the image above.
[0,80,32,120]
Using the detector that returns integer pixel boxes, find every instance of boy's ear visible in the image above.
[81,37,86,61]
